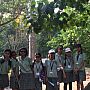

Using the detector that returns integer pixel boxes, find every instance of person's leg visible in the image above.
[58,83,60,90]
[35,78,42,90]
[81,82,84,90]
[77,81,80,90]
[64,83,67,90]
[80,70,85,90]
[52,78,58,90]
[77,71,81,90]
[69,82,72,90]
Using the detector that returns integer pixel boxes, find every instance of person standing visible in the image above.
[18,48,35,90]
[0,49,12,90]
[63,48,74,90]
[74,44,86,90]
[10,51,19,90]
[55,45,65,90]
[45,49,58,90]
[32,53,45,90]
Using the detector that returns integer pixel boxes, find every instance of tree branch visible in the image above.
[0,15,19,27]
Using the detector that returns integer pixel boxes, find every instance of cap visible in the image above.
[65,48,71,52]
[48,49,55,54]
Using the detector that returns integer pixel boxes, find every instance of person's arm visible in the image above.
[28,58,35,76]
[62,59,66,78]
[79,53,86,70]
[12,60,19,79]
[78,60,85,70]
[44,60,48,83]
[13,67,19,78]
[62,69,66,78]
[73,55,79,73]
[73,57,76,71]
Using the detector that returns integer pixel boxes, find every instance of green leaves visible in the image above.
[32,21,42,34]
[0,0,90,63]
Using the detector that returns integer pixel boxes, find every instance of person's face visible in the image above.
[49,53,55,60]
[76,47,81,52]
[12,53,17,59]
[66,51,71,57]
[35,55,41,62]
[57,48,63,54]
[4,51,10,59]
[20,49,26,57]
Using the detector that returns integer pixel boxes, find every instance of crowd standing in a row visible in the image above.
[0,44,86,90]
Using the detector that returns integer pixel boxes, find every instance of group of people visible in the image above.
[0,44,86,90]
[43,44,86,90]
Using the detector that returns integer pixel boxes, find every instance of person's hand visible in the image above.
[74,68,79,74]
[63,74,66,79]
[57,82,60,85]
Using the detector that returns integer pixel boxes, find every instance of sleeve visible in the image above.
[45,60,48,67]
[63,59,66,67]
[83,53,86,61]
[62,57,65,66]
[11,59,16,68]
[55,54,59,66]
[28,57,33,65]
[55,61,58,68]
[55,54,58,61]
[0,58,2,67]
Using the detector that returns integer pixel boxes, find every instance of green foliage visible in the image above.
[0,0,30,53]
[0,0,90,65]
[27,0,89,34]
[35,0,90,65]
[36,30,52,57]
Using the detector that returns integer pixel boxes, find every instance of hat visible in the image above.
[76,44,81,48]
[65,48,71,52]
[48,49,55,54]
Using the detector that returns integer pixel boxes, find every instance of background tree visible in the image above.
[0,0,90,65]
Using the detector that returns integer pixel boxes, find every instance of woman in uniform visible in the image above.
[0,49,12,90]
[18,47,35,90]
[10,51,19,90]
[33,53,45,90]
[63,48,74,90]
[55,45,65,82]
[74,44,86,90]
[45,49,58,90]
